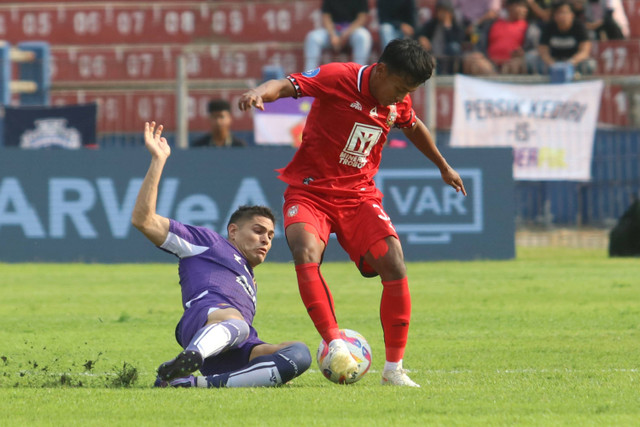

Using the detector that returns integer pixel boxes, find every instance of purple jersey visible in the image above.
[159,219,257,325]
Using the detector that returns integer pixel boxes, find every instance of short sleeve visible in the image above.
[287,63,349,99]
[159,219,221,259]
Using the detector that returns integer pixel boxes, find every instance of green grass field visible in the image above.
[1,247,639,426]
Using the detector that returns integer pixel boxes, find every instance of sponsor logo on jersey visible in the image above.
[350,101,362,111]
[236,275,256,308]
[369,107,378,118]
[339,123,383,169]
[302,68,320,77]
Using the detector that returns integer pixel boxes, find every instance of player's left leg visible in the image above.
[339,198,419,387]
[203,342,311,388]
[157,342,312,388]
[362,237,419,387]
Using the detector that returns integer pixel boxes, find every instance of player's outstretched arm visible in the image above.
[238,78,297,111]
[403,118,467,196]
[131,121,171,246]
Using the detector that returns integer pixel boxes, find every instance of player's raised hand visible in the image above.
[238,90,265,111]
[441,167,467,196]
[144,121,171,160]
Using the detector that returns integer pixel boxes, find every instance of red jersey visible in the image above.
[279,62,417,197]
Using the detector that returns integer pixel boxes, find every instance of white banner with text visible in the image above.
[451,75,603,181]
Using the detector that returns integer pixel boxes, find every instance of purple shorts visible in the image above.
[175,294,265,376]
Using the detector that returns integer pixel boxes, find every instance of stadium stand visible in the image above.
[2,0,638,135]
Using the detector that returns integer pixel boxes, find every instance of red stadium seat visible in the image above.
[0,1,321,44]
[50,43,305,83]
[592,40,640,75]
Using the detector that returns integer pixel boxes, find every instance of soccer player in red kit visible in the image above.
[239,39,466,387]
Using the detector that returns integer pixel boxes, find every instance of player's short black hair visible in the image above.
[207,99,232,114]
[227,205,276,229]
[378,39,435,87]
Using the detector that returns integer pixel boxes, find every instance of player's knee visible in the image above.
[276,342,312,382]
[366,239,406,279]
[224,318,250,345]
[290,245,322,264]
[375,260,406,281]
[387,260,407,279]
[287,224,324,264]
[286,342,312,374]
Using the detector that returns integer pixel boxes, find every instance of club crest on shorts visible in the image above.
[287,205,299,217]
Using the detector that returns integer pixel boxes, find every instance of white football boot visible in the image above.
[381,361,420,387]
[328,339,359,381]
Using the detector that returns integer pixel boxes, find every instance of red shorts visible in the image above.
[282,186,399,276]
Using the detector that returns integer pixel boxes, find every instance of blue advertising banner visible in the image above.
[2,103,97,148]
[0,146,514,262]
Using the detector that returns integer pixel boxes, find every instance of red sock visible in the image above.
[380,277,411,362]
[295,263,340,343]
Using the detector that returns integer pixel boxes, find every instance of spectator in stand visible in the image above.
[415,0,464,74]
[528,0,595,75]
[571,0,628,40]
[463,0,532,75]
[452,0,502,44]
[191,99,247,148]
[525,0,554,50]
[303,0,372,70]
[377,0,418,49]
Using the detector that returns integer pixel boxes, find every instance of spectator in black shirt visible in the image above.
[527,1,595,75]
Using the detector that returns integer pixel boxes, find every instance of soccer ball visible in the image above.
[316,329,372,384]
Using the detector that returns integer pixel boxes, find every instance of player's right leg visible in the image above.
[157,307,249,382]
[284,195,359,382]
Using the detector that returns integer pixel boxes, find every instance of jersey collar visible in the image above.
[357,63,378,104]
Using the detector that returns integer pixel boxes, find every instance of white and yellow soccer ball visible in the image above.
[316,329,372,384]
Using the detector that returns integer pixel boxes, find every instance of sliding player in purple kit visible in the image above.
[132,121,311,388]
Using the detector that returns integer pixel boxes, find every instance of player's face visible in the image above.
[228,215,275,267]
[371,64,420,107]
